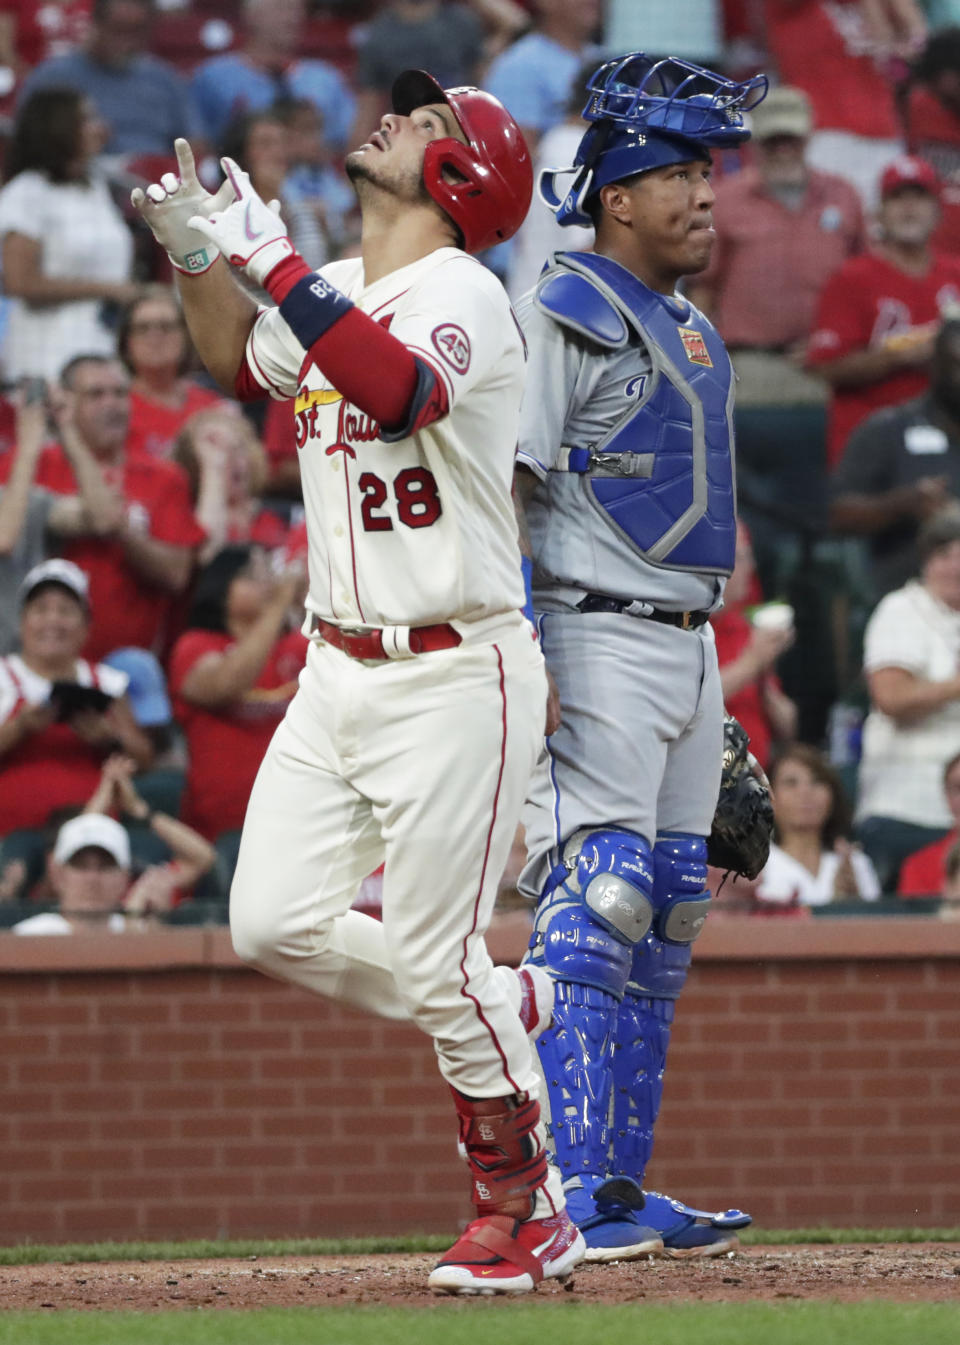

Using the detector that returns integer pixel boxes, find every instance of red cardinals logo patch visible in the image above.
[678,327,712,367]
[431,323,471,374]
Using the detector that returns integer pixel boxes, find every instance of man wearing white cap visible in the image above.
[14,813,134,935]
[0,559,153,871]
[12,755,217,932]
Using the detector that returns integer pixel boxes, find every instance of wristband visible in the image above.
[521,555,535,624]
[277,272,355,349]
[171,242,219,276]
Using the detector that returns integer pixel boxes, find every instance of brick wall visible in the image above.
[1,916,958,1244]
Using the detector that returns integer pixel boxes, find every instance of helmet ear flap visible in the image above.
[419,92,533,252]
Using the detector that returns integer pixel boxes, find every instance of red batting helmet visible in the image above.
[391,69,532,253]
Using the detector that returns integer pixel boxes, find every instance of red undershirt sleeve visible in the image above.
[240,254,449,435]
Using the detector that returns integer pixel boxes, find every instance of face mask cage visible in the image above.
[581,53,768,145]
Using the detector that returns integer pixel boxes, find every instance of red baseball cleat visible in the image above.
[428,1210,586,1295]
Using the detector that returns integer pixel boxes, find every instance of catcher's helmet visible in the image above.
[392,68,533,253]
[542,52,768,228]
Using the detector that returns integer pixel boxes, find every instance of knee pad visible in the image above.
[652,832,710,944]
[626,834,708,998]
[528,828,655,998]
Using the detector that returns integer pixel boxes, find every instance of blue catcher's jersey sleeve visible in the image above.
[514,292,585,481]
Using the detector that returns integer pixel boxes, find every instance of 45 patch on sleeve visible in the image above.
[431,323,472,374]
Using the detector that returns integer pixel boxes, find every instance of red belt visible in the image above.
[315,618,462,661]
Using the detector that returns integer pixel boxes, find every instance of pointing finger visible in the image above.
[174,137,198,185]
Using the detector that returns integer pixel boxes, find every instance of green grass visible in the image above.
[1,1227,958,1267]
[0,1304,958,1345]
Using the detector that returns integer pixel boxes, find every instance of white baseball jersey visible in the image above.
[244,247,527,629]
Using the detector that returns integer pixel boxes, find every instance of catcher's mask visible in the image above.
[391,68,533,253]
[541,51,768,229]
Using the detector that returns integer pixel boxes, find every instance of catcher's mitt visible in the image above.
[707,714,774,880]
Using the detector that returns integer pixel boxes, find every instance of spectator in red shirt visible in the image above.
[119,286,226,463]
[168,545,307,854]
[806,154,960,467]
[0,558,153,855]
[0,2,91,75]
[898,747,960,896]
[763,0,918,207]
[260,395,301,499]
[688,84,865,408]
[711,524,798,769]
[32,353,206,661]
[172,407,290,563]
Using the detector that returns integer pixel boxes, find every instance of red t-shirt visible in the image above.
[903,86,960,259]
[234,508,290,551]
[262,395,298,483]
[806,251,960,466]
[0,0,91,66]
[33,445,206,661]
[0,653,126,833]
[126,384,226,462]
[765,0,899,140]
[169,627,308,840]
[897,829,956,897]
[711,606,781,770]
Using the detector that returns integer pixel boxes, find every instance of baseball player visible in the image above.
[513,52,768,1261]
[131,72,585,1295]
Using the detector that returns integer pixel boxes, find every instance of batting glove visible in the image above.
[130,138,235,276]
[187,158,296,289]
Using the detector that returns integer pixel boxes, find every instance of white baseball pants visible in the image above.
[230,617,548,1101]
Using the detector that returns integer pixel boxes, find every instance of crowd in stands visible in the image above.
[5,0,960,930]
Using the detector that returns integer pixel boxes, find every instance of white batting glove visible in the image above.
[130,138,235,276]
[187,157,295,289]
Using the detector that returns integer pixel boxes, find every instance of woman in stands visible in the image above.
[168,546,306,878]
[0,87,136,381]
[758,744,881,907]
[0,559,153,886]
[172,407,290,563]
[856,507,960,890]
[119,286,226,462]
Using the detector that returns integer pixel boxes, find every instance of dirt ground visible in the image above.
[1,1244,958,1311]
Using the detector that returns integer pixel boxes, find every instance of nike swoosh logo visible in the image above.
[244,201,263,241]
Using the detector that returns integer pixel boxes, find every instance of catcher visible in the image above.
[511,49,775,1261]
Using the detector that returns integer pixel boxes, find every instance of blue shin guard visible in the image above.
[534,984,664,1261]
[609,834,752,1256]
[528,829,664,1260]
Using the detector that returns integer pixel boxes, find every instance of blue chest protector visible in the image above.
[536,251,737,574]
